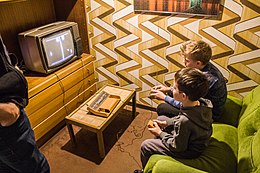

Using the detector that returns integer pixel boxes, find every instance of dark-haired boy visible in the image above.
[134,67,213,173]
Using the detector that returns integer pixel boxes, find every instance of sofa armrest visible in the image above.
[146,159,207,173]
[217,95,242,127]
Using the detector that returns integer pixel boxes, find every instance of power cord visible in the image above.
[54,73,69,116]
[54,58,86,116]
[115,105,154,168]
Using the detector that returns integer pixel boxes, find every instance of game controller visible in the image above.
[147,120,155,128]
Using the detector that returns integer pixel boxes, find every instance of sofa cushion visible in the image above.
[152,159,207,173]
[144,124,238,173]
[238,108,260,173]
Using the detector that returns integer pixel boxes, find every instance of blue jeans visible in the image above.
[0,109,50,173]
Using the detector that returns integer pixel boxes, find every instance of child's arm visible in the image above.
[150,89,182,108]
[165,96,182,108]
[159,120,191,152]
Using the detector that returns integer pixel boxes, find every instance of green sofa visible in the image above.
[144,85,260,173]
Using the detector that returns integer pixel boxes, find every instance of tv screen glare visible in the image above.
[42,29,75,68]
[18,21,82,74]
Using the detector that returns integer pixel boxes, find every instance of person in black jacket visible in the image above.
[0,35,50,173]
[134,67,213,173]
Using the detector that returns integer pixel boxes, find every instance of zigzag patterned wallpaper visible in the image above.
[85,0,260,106]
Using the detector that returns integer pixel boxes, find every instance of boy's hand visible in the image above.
[152,85,170,93]
[148,122,162,137]
[150,89,166,100]
[153,119,167,128]
[148,120,167,137]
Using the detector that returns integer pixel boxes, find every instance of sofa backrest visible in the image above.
[237,85,260,173]
[220,95,242,127]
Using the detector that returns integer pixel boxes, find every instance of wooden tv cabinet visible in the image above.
[25,53,97,142]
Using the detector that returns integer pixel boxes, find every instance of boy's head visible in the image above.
[180,40,212,70]
[173,67,209,101]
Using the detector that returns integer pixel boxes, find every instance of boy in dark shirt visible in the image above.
[152,40,227,121]
[134,67,213,173]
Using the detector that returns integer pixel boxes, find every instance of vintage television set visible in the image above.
[18,21,82,74]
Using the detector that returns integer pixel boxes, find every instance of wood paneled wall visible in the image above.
[0,0,56,62]
[0,0,89,64]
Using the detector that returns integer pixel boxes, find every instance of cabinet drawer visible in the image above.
[64,81,97,114]
[25,82,63,116]
[32,84,96,141]
[28,95,64,128]
[26,74,58,98]
[83,73,96,90]
[81,53,95,65]
[82,83,97,101]
[63,81,84,105]
[60,68,84,92]
[64,93,84,116]
[83,62,94,78]
[33,107,67,140]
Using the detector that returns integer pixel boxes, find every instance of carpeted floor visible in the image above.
[40,105,157,173]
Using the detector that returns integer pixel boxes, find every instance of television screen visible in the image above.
[42,29,75,68]
[18,21,82,74]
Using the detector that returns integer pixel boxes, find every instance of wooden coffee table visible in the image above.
[65,84,136,158]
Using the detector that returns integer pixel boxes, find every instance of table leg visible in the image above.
[66,123,76,146]
[132,93,136,119]
[97,131,105,158]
